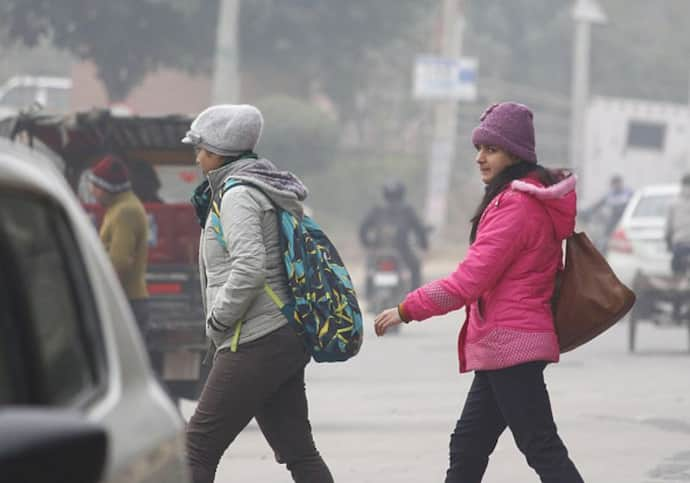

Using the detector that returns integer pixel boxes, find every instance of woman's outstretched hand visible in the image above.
[374,307,403,336]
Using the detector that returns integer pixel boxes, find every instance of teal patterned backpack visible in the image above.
[211,179,363,362]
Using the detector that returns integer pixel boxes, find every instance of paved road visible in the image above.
[182,309,690,482]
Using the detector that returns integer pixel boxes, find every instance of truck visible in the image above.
[0,109,208,401]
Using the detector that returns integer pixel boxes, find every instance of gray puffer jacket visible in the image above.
[199,157,308,351]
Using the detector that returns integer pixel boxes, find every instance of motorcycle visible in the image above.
[365,249,410,332]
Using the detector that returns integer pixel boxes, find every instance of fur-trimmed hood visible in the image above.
[511,172,577,241]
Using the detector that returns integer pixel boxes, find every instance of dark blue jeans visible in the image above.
[445,361,583,483]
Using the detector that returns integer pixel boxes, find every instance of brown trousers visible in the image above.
[186,325,333,483]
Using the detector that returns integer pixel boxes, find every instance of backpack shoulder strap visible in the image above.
[210,179,250,251]
[218,178,281,211]
[218,178,249,198]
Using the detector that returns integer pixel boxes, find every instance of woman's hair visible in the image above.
[469,161,557,243]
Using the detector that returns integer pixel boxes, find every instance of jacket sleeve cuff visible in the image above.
[398,303,412,323]
[208,311,233,332]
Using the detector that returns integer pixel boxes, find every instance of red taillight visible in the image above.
[608,229,633,254]
[148,283,183,295]
[376,259,398,271]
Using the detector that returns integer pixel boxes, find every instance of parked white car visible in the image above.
[606,184,679,287]
[0,138,190,483]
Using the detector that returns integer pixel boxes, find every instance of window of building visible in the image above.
[626,120,666,151]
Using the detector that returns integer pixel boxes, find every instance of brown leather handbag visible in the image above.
[552,232,636,353]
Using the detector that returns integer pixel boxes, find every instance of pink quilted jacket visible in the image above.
[401,173,577,372]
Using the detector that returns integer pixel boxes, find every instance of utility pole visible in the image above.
[570,0,606,196]
[687,67,690,164]
[212,0,241,104]
[424,0,463,237]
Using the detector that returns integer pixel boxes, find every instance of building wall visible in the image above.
[71,61,211,116]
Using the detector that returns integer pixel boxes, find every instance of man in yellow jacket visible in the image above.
[89,155,150,327]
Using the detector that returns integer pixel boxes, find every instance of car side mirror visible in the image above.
[0,408,108,483]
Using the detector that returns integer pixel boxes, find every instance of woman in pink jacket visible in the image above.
[375,102,584,482]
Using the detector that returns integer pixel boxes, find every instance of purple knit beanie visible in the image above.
[471,102,537,163]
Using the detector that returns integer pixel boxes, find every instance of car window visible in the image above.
[43,87,70,113]
[631,194,674,219]
[0,312,15,404]
[0,216,31,405]
[0,191,105,406]
[0,358,12,404]
[0,86,36,109]
[0,274,28,405]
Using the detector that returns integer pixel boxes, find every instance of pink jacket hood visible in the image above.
[510,172,577,241]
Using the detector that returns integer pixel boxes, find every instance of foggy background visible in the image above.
[2,3,690,482]
[3,0,689,259]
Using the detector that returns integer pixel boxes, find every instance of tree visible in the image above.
[591,0,690,104]
[3,0,689,109]
[463,0,690,105]
[0,0,432,115]
[237,1,435,124]
[464,0,572,97]
[0,0,208,101]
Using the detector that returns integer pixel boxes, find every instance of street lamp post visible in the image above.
[424,0,464,237]
[570,0,606,197]
[213,0,240,103]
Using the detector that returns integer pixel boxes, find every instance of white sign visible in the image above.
[413,55,478,101]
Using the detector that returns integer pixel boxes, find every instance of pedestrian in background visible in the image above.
[375,102,584,482]
[184,104,333,483]
[582,174,633,253]
[89,154,150,329]
[665,173,690,277]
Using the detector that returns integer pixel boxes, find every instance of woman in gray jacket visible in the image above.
[183,104,333,483]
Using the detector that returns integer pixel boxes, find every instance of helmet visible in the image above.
[383,181,406,202]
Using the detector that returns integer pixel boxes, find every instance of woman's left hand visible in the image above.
[374,307,403,336]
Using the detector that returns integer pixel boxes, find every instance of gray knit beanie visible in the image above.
[182,104,264,156]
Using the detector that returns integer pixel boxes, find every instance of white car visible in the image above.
[606,184,679,287]
[0,139,190,483]
[0,75,72,118]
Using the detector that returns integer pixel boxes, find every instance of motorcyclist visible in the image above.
[665,173,690,277]
[359,181,428,296]
[583,174,633,253]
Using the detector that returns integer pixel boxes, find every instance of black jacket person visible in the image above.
[360,181,428,290]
